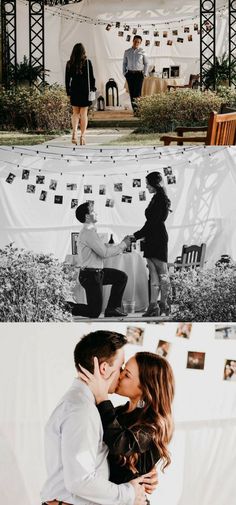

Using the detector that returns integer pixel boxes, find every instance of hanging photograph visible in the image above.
[177,37,184,43]
[215,325,236,339]
[54,195,63,204]
[22,169,30,180]
[26,184,36,194]
[132,27,137,35]
[163,31,168,38]
[6,173,16,184]
[99,184,106,195]
[115,21,120,28]
[118,31,124,37]
[153,30,159,37]
[143,30,149,35]
[67,183,77,191]
[114,182,123,192]
[172,30,178,36]
[163,166,173,175]
[170,66,180,77]
[145,40,150,46]
[39,190,47,202]
[126,326,144,345]
[184,27,190,33]
[187,352,206,370]
[126,35,131,42]
[49,179,57,190]
[36,175,45,184]
[194,23,199,31]
[71,199,78,209]
[223,360,236,381]
[167,175,176,184]
[122,195,132,203]
[154,40,160,46]
[133,178,141,187]
[84,185,92,194]
[188,34,193,42]
[71,232,79,255]
[139,190,146,201]
[156,340,171,358]
[162,67,170,78]
[176,323,192,339]
[105,198,114,207]
[167,40,173,46]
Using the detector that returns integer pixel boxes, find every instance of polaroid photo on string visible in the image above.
[126,35,131,42]
[118,31,124,37]
[167,175,176,184]
[6,173,16,184]
[105,198,114,208]
[215,324,236,339]
[106,24,112,31]
[167,40,173,46]
[176,323,192,339]
[194,23,199,31]
[86,200,94,207]
[163,166,173,176]
[84,185,92,194]
[139,190,146,201]
[156,340,171,358]
[132,28,137,35]
[188,35,193,42]
[153,30,159,37]
[99,184,106,195]
[145,40,150,46]
[71,199,78,209]
[122,195,132,203]
[154,41,160,47]
[124,25,130,31]
[187,352,205,370]
[133,178,141,187]
[172,30,178,36]
[184,27,190,33]
[36,175,45,184]
[67,183,77,191]
[114,182,123,192]
[49,179,57,190]
[126,326,144,345]
[143,30,149,35]
[163,31,168,38]
[39,190,47,202]
[116,22,120,28]
[177,37,184,43]
[54,195,63,204]
[223,359,236,381]
[27,184,36,194]
[22,169,30,180]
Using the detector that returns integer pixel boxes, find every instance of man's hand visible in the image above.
[78,357,117,404]
[140,467,158,494]
[130,478,147,505]
[122,235,131,247]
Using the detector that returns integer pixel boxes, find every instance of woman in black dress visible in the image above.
[79,352,175,501]
[65,43,96,145]
[132,171,171,317]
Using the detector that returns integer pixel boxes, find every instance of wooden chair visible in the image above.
[167,73,200,91]
[169,243,206,272]
[161,110,236,145]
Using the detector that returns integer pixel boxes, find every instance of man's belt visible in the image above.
[127,70,143,74]
[80,267,103,272]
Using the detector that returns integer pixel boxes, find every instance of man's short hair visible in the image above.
[133,35,142,42]
[75,202,90,223]
[74,330,127,373]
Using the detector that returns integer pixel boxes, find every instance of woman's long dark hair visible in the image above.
[69,43,87,74]
[146,171,171,211]
[122,352,175,473]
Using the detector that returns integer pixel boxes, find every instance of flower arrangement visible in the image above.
[0,244,73,322]
[170,265,236,321]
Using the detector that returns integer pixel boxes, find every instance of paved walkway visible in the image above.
[45,128,133,146]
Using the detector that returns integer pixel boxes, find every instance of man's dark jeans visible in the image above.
[125,70,144,111]
[73,267,127,318]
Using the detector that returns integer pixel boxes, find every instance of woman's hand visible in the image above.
[78,356,117,404]
[137,467,158,494]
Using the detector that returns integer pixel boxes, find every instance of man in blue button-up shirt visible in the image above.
[123,35,148,113]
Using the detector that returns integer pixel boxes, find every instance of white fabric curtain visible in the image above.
[0,321,236,505]
[16,0,228,101]
[0,146,236,263]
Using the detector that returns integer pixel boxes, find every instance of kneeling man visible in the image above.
[70,202,130,318]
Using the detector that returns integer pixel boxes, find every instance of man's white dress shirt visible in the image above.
[123,47,148,76]
[41,379,135,505]
[78,224,126,269]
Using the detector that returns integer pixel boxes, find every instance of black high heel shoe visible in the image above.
[159,301,170,316]
[142,302,160,317]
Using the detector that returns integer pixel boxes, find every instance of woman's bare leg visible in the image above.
[71,106,80,142]
[79,107,88,142]
[147,259,160,303]
[150,258,170,307]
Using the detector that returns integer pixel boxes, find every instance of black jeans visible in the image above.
[125,71,144,111]
[74,268,127,318]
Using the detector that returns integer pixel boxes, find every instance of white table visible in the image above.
[64,250,149,312]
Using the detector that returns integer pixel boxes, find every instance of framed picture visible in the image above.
[162,67,170,79]
[71,232,80,255]
[170,65,180,77]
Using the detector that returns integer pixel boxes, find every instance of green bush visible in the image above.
[170,266,236,322]
[0,244,73,322]
[0,84,71,131]
[137,89,223,132]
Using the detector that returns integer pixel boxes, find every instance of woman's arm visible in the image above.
[89,60,96,91]
[65,61,71,96]
[97,400,153,456]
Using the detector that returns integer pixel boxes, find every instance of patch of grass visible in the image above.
[0,131,57,145]
[106,130,207,146]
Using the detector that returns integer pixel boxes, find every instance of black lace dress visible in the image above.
[97,400,160,485]
[65,59,96,107]
[133,187,170,263]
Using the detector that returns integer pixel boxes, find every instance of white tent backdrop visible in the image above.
[0,145,236,263]
[0,322,236,505]
[17,0,228,104]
